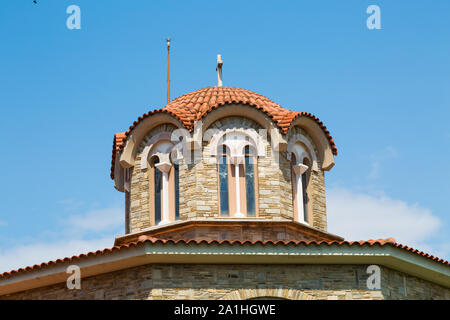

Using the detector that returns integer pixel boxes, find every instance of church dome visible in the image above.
[162,86,294,132]
[126,87,335,140]
[113,87,337,177]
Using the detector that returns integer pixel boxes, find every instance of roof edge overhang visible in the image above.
[0,241,449,296]
[113,219,344,246]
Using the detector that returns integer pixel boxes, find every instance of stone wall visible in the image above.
[148,225,324,242]
[3,264,449,300]
[286,126,327,231]
[127,116,328,233]
[128,123,178,232]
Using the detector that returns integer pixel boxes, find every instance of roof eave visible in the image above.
[113,218,345,246]
[0,242,449,296]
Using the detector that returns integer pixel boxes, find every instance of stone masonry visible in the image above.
[127,115,328,233]
[2,264,448,300]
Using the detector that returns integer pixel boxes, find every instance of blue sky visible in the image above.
[0,0,449,272]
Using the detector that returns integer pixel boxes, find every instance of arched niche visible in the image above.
[119,113,185,168]
[195,104,288,152]
[220,288,315,300]
[288,117,335,171]
[209,127,266,160]
[287,134,319,171]
[140,132,183,170]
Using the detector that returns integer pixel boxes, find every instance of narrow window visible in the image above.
[301,172,308,222]
[302,158,310,223]
[245,146,256,216]
[290,151,310,224]
[290,153,298,221]
[154,159,162,225]
[125,190,130,233]
[219,146,229,216]
[174,163,180,220]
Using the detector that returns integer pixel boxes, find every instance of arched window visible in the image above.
[219,146,230,216]
[216,134,259,218]
[290,143,311,224]
[301,158,311,222]
[124,168,131,233]
[244,146,256,217]
[152,157,162,225]
[148,140,180,225]
[173,163,180,220]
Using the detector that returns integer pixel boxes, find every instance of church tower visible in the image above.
[111,84,341,245]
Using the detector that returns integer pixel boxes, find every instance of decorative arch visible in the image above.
[288,117,335,170]
[138,134,181,226]
[290,143,310,164]
[220,288,315,300]
[287,140,314,225]
[140,132,183,170]
[119,113,184,169]
[287,133,319,171]
[209,127,266,160]
[195,104,288,152]
[211,127,260,218]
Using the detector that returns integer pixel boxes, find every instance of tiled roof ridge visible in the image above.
[110,86,337,179]
[123,86,292,136]
[1,237,448,280]
[169,86,283,109]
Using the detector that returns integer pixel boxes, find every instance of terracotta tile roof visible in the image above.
[110,87,338,179]
[1,237,448,280]
[111,132,126,180]
[113,219,344,246]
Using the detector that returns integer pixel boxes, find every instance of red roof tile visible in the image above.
[111,132,126,181]
[110,87,338,179]
[1,238,448,280]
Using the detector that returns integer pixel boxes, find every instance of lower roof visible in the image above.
[0,235,449,295]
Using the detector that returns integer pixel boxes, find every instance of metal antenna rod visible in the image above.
[166,38,171,104]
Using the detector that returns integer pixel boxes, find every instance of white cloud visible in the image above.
[0,238,113,274]
[2,191,448,274]
[368,146,398,179]
[57,199,85,211]
[66,207,123,234]
[327,187,448,259]
[0,221,7,227]
[0,206,123,273]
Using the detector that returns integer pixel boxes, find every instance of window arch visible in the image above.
[148,139,180,225]
[290,143,312,224]
[216,131,259,217]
